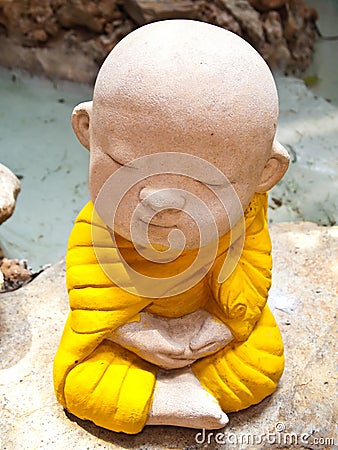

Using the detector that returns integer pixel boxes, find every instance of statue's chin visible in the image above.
[113,222,201,251]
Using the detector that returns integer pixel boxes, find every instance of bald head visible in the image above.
[93,20,278,149]
[72,19,289,228]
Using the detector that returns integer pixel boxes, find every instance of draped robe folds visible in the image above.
[53,192,284,434]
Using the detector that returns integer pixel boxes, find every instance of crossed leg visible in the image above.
[63,306,283,434]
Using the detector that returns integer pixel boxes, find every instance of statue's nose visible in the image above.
[139,187,186,212]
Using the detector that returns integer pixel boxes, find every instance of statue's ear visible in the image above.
[71,101,92,151]
[256,140,290,192]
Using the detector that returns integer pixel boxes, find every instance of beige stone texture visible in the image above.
[0,222,336,449]
[0,258,33,292]
[0,163,21,225]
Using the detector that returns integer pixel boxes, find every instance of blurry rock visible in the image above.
[0,0,57,47]
[261,11,291,68]
[198,2,241,35]
[282,0,318,71]
[0,163,21,225]
[123,0,198,25]
[0,0,318,82]
[0,258,33,292]
[249,0,287,11]
[218,0,265,45]
[53,0,120,33]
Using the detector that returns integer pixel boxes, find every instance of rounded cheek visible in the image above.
[113,188,139,238]
[211,205,232,238]
[89,177,105,204]
[88,152,117,203]
[233,183,258,214]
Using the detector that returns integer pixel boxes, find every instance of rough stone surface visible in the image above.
[0,163,20,225]
[0,0,317,83]
[123,0,199,25]
[249,0,287,12]
[0,222,336,449]
[0,258,33,292]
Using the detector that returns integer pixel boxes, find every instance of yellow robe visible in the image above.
[54,192,284,434]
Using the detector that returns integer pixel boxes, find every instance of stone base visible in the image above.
[0,222,336,449]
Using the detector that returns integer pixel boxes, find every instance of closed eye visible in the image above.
[104,153,137,169]
[105,153,124,166]
[196,179,231,188]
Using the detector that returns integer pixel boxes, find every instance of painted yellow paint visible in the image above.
[54,192,284,433]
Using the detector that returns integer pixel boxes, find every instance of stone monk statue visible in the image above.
[54,19,289,434]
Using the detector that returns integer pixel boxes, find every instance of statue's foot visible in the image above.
[147,367,228,429]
